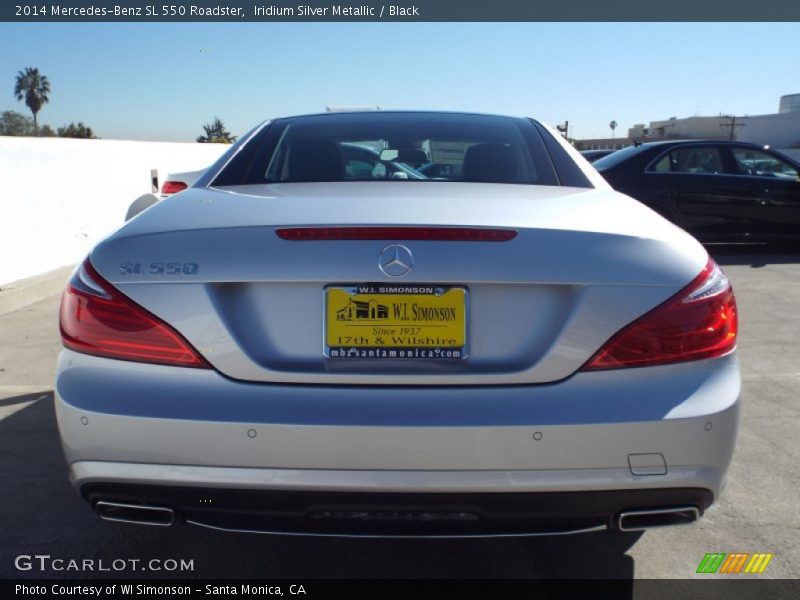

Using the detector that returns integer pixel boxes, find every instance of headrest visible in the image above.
[395,148,428,167]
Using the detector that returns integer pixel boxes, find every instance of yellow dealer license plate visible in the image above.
[325,284,468,360]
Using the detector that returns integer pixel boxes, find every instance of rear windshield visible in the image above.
[217,112,561,186]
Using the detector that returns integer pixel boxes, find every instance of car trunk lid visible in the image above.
[90,182,706,384]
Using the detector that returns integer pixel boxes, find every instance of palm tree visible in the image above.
[14,67,50,133]
[609,120,617,139]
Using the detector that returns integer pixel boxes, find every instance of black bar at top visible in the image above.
[4,0,800,22]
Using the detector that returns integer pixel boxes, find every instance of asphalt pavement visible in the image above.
[1,246,798,582]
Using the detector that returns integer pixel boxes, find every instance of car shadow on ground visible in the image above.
[707,243,800,267]
[0,394,640,590]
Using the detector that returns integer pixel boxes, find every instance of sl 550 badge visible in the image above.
[119,262,198,276]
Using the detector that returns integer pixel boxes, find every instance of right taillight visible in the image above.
[161,180,188,195]
[59,260,210,369]
[582,257,737,370]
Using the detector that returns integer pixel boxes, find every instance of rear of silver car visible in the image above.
[55,112,740,537]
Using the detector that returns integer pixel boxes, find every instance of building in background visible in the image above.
[575,94,800,151]
[779,93,800,114]
[574,137,632,151]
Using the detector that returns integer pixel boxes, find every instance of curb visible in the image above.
[0,266,75,316]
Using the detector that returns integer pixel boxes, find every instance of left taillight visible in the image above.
[59,260,210,368]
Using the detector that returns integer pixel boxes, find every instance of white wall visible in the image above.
[739,112,800,148]
[0,137,230,286]
[781,148,800,162]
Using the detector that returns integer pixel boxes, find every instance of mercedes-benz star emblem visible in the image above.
[378,244,414,277]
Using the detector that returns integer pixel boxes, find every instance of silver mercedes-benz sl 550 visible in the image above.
[55,111,739,538]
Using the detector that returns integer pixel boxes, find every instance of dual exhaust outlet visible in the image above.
[617,506,700,531]
[94,500,700,532]
[94,501,175,527]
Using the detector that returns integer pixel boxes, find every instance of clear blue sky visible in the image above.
[2,22,798,141]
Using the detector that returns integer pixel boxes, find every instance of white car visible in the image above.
[57,111,739,537]
[159,169,205,197]
[125,169,206,222]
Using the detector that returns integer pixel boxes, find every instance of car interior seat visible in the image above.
[461,143,518,183]
[288,139,345,182]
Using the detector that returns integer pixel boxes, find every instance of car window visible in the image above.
[341,145,379,179]
[649,147,724,175]
[340,144,425,180]
[732,148,799,180]
[420,163,462,179]
[239,112,560,186]
[345,158,376,179]
[652,154,673,172]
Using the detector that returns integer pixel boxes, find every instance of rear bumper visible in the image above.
[55,350,740,535]
[81,483,712,537]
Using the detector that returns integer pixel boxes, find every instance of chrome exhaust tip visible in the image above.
[95,501,175,527]
[617,506,699,531]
